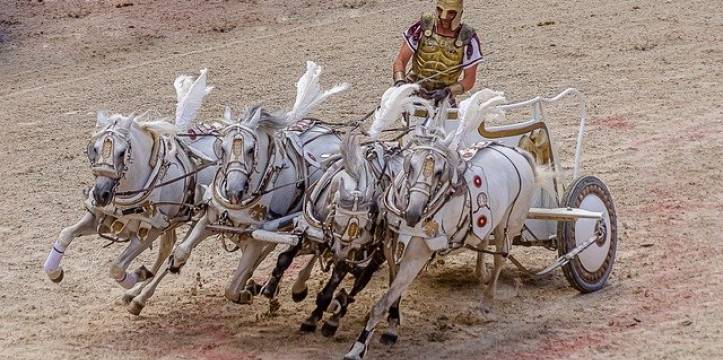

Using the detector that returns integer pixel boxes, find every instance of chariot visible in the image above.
[251,87,618,293]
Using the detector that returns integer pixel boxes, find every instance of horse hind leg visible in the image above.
[123,229,177,304]
[480,226,507,315]
[126,230,177,315]
[474,236,490,284]
[109,229,162,290]
[43,211,97,283]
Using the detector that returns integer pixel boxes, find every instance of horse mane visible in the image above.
[340,133,365,180]
[241,104,288,133]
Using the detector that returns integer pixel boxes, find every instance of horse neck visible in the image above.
[116,126,155,193]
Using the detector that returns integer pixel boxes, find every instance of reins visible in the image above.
[115,161,217,196]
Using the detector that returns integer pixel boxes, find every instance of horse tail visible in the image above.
[518,149,557,193]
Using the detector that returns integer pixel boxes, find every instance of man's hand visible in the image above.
[428,87,451,101]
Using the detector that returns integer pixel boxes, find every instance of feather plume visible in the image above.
[223,106,234,125]
[286,61,349,124]
[175,68,214,131]
[340,133,364,180]
[450,89,507,150]
[369,84,431,140]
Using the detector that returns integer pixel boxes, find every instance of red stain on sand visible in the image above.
[590,115,633,130]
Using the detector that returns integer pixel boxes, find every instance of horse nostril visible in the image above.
[406,212,421,227]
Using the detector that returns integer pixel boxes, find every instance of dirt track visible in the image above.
[1,0,722,359]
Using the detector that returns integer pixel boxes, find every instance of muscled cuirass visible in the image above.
[410,32,465,91]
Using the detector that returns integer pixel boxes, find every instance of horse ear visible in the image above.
[224,106,233,124]
[245,105,262,127]
[96,111,110,128]
[119,115,135,130]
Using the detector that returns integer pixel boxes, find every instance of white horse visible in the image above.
[165,61,348,306]
[260,87,433,339]
[344,86,539,359]
[42,70,217,315]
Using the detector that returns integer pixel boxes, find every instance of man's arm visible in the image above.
[392,42,414,85]
[459,63,478,92]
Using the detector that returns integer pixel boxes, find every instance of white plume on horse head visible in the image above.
[340,133,365,180]
[286,61,350,125]
[96,111,112,129]
[426,99,451,142]
[222,105,235,125]
[369,84,432,140]
[174,68,214,131]
[449,88,507,150]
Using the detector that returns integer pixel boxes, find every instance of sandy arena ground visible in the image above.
[1,0,722,359]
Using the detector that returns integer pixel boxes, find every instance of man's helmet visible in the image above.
[436,0,463,31]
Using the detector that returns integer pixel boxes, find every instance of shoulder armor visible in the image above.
[458,24,476,45]
[420,13,435,36]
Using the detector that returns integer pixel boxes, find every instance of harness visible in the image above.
[299,142,401,267]
[87,125,209,244]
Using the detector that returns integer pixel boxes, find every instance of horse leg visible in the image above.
[322,253,383,338]
[170,216,212,271]
[43,211,97,282]
[475,236,490,284]
[126,230,177,315]
[109,229,161,290]
[290,254,317,302]
[344,237,432,360]
[224,239,275,305]
[480,227,506,314]
[301,261,348,333]
[123,229,177,304]
[261,241,303,299]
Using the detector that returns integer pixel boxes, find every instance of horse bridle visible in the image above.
[87,128,132,181]
[215,124,261,184]
[211,123,284,210]
[385,141,460,224]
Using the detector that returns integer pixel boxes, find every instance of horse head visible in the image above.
[326,134,379,263]
[400,104,462,227]
[88,112,164,206]
[215,105,287,205]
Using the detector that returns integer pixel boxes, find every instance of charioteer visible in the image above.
[392,0,483,105]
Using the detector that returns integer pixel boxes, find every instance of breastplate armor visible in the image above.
[410,32,464,91]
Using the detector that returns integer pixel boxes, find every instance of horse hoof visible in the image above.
[299,321,316,333]
[127,300,144,316]
[121,293,135,305]
[135,265,154,282]
[260,278,279,299]
[49,269,64,283]
[291,287,308,303]
[320,321,338,337]
[237,290,253,305]
[168,264,182,274]
[327,299,341,315]
[268,299,281,314]
[380,332,398,346]
[343,342,367,360]
[224,289,240,303]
